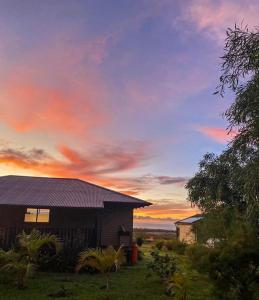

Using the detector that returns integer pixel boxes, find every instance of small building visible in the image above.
[0,175,151,254]
[175,214,202,244]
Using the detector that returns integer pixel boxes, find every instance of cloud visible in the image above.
[156,176,189,185]
[183,0,259,42]
[0,83,107,134]
[198,126,237,143]
[0,142,148,179]
[134,200,200,229]
[0,31,113,136]
[0,143,191,198]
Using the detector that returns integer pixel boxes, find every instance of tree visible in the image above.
[76,246,125,290]
[187,25,259,222]
[185,25,259,299]
[216,25,259,220]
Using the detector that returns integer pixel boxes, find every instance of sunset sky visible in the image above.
[0,0,258,229]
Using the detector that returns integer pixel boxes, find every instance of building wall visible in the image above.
[0,204,134,248]
[176,224,196,244]
[0,205,100,228]
[100,203,133,247]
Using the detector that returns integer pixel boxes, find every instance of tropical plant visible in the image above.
[17,229,62,264]
[0,249,35,289]
[0,229,61,289]
[76,245,125,290]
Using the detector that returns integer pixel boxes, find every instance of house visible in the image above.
[0,175,151,254]
[175,214,202,244]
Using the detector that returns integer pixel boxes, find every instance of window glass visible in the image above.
[24,208,50,223]
[24,208,37,222]
[37,209,50,223]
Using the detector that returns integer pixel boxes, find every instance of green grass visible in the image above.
[0,244,218,300]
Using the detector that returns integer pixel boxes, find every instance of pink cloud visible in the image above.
[184,0,259,42]
[198,127,237,143]
[0,33,113,136]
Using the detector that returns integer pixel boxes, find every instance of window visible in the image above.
[24,208,50,223]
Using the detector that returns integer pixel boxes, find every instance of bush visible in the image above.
[207,238,259,300]
[155,240,165,250]
[136,236,144,247]
[166,273,187,298]
[137,249,144,261]
[164,239,187,254]
[147,249,176,281]
[185,244,211,272]
[186,227,259,300]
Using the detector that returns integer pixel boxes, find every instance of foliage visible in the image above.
[185,25,259,300]
[137,249,144,261]
[0,229,61,289]
[185,244,211,273]
[187,25,259,222]
[154,240,165,250]
[136,236,144,247]
[17,229,62,265]
[186,152,245,213]
[166,273,187,298]
[187,223,259,300]
[76,245,125,290]
[147,249,176,281]
[165,239,187,254]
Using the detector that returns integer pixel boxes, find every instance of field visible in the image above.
[0,242,218,300]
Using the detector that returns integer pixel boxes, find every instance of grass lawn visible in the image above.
[0,244,218,300]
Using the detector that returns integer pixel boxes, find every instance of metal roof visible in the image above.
[0,175,151,209]
[175,214,203,225]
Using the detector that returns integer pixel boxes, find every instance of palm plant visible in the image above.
[17,229,62,264]
[0,249,35,289]
[0,229,61,289]
[76,245,125,289]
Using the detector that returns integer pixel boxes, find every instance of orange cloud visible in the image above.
[0,144,194,221]
[0,143,149,189]
[0,143,189,194]
[0,80,107,135]
[135,202,199,220]
[0,31,113,136]
[198,127,237,143]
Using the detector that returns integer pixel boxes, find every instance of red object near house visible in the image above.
[131,243,138,265]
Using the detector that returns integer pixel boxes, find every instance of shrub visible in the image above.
[164,239,187,254]
[166,273,187,298]
[155,240,165,250]
[185,244,211,272]
[187,227,259,300]
[136,236,144,247]
[137,249,144,261]
[207,238,259,300]
[147,249,176,281]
